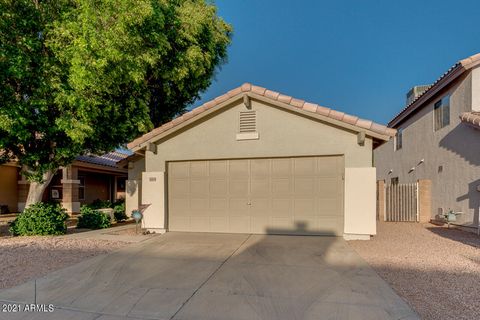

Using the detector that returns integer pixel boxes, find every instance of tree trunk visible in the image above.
[25,169,57,209]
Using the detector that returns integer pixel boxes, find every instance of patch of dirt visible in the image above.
[0,236,126,289]
[349,222,480,320]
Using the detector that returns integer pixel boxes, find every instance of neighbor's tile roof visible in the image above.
[128,83,395,149]
[389,53,480,127]
[460,112,480,129]
[75,151,130,168]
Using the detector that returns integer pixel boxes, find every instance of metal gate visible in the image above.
[385,183,418,222]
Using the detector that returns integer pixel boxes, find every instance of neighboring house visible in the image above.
[125,83,394,239]
[375,53,480,229]
[0,151,129,213]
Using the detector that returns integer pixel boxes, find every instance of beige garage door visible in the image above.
[167,156,344,235]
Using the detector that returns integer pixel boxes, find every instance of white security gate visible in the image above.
[385,183,418,222]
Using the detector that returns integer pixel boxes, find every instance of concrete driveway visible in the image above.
[0,233,418,320]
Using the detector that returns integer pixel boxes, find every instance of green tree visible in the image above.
[0,0,232,207]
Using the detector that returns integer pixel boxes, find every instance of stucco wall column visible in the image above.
[418,179,432,223]
[17,177,29,212]
[377,180,385,221]
[61,166,80,214]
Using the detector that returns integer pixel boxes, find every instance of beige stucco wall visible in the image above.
[146,99,373,171]
[130,98,378,235]
[344,167,376,239]
[374,69,480,227]
[0,165,19,212]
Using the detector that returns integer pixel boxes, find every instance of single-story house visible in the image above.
[375,53,480,230]
[0,151,129,214]
[126,83,395,239]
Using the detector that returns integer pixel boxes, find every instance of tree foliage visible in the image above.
[0,0,231,182]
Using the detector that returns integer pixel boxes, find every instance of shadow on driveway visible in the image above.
[0,227,419,320]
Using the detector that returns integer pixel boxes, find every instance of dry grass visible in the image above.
[349,222,480,320]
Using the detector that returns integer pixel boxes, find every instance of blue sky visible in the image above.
[193,0,480,125]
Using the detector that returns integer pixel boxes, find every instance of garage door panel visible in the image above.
[210,161,228,177]
[270,217,294,231]
[294,198,316,214]
[190,217,210,231]
[171,179,189,196]
[210,217,229,232]
[170,198,190,215]
[251,216,269,234]
[229,160,249,177]
[169,216,190,231]
[190,179,209,196]
[229,179,249,196]
[229,198,249,214]
[251,159,271,177]
[294,157,316,176]
[272,198,292,216]
[210,179,228,196]
[294,177,316,196]
[250,178,270,196]
[317,157,341,177]
[190,198,209,213]
[170,162,189,178]
[168,156,344,235]
[271,178,292,195]
[229,216,250,233]
[250,198,270,214]
[293,216,318,231]
[190,161,208,177]
[318,178,342,198]
[210,198,228,211]
[316,217,343,235]
[272,159,291,177]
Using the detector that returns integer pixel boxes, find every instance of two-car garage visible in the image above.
[168,156,344,235]
[126,83,394,239]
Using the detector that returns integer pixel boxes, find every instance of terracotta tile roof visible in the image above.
[389,53,480,127]
[460,112,480,129]
[128,83,395,150]
[75,151,130,168]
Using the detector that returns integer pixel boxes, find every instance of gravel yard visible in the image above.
[0,231,127,290]
[349,222,480,320]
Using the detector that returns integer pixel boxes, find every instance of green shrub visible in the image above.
[87,199,112,210]
[10,203,68,236]
[113,202,128,222]
[77,207,111,229]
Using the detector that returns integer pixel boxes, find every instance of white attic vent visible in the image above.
[239,110,256,133]
[236,110,259,140]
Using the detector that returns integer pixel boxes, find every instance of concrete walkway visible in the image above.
[0,233,419,320]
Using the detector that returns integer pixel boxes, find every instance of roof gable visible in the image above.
[389,53,480,127]
[128,83,395,151]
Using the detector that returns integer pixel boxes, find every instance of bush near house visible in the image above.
[113,202,127,222]
[10,203,68,236]
[84,199,127,223]
[77,207,111,229]
[87,199,113,210]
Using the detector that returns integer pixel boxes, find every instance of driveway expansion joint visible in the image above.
[168,233,252,320]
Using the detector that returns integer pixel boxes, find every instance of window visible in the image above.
[78,176,85,200]
[391,177,399,185]
[434,96,450,131]
[395,128,403,151]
